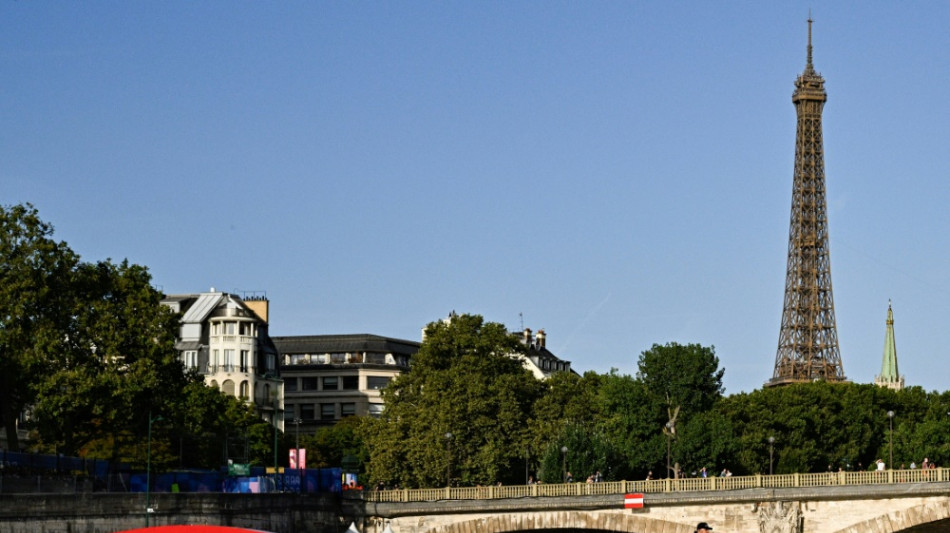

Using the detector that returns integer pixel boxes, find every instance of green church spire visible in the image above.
[875,301,904,390]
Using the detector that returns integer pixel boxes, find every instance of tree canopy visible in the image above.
[1,203,276,470]
[360,314,543,487]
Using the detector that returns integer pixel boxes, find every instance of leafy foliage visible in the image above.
[361,314,543,487]
[0,203,277,470]
[0,203,78,451]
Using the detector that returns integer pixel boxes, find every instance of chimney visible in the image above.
[244,298,269,324]
[523,328,532,344]
[536,329,546,348]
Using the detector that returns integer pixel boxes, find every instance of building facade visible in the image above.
[274,334,419,435]
[162,290,283,430]
[514,328,573,379]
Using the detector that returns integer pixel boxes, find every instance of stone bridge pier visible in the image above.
[361,483,950,533]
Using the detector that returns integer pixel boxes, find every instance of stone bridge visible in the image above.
[360,472,950,533]
[4,471,950,533]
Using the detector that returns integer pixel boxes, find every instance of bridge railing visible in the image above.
[364,468,949,503]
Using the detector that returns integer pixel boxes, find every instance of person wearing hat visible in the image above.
[695,522,713,532]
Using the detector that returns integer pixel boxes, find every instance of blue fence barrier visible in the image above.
[128,467,343,494]
[0,450,115,478]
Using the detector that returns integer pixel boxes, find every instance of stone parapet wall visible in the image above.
[0,493,357,533]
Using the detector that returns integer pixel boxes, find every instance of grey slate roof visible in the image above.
[272,334,420,356]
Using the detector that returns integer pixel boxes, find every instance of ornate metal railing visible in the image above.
[364,468,949,503]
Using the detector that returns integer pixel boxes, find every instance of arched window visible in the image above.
[222,379,235,396]
[239,380,249,399]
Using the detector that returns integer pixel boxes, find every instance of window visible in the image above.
[368,403,384,417]
[342,376,359,390]
[225,322,235,335]
[330,353,345,363]
[300,404,315,420]
[239,322,249,336]
[285,378,298,392]
[239,381,249,399]
[223,349,235,371]
[341,403,356,417]
[322,376,338,390]
[291,354,309,365]
[365,353,385,364]
[284,406,296,420]
[211,350,219,371]
[313,354,327,364]
[320,404,335,420]
[183,351,198,369]
[240,350,249,372]
[367,376,391,390]
[211,323,220,336]
[301,377,317,391]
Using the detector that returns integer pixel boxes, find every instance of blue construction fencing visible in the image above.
[128,467,343,494]
[0,449,113,477]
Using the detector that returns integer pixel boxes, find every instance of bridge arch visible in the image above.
[832,500,950,533]
[419,511,693,533]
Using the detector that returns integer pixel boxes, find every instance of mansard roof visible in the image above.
[272,334,420,356]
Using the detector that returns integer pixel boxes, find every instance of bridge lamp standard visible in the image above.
[146,411,164,527]
[768,436,775,476]
[560,446,568,483]
[887,410,895,470]
[445,432,453,487]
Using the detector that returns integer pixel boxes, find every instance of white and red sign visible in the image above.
[624,493,644,509]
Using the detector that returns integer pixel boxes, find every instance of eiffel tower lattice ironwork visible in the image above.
[768,18,846,387]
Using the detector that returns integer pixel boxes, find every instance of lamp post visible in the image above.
[444,432,453,487]
[887,410,895,469]
[145,411,164,527]
[665,422,672,479]
[560,445,568,483]
[524,448,529,485]
[768,436,775,476]
[294,417,302,493]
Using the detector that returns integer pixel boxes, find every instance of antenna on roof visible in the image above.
[519,312,524,331]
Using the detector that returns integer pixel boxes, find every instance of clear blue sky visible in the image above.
[4,2,949,395]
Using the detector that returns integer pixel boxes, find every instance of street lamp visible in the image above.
[294,418,302,493]
[524,448,529,485]
[146,411,164,527]
[887,410,895,469]
[560,445,568,483]
[665,422,672,479]
[768,436,775,476]
[445,432,453,487]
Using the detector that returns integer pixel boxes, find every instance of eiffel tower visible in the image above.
[767,19,846,387]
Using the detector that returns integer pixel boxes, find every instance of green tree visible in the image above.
[637,342,725,415]
[0,203,78,451]
[303,416,367,470]
[360,314,543,487]
[538,423,620,483]
[528,371,602,462]
[635,342,725,477]
[30,259,188,459]
[594,370,659,478]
